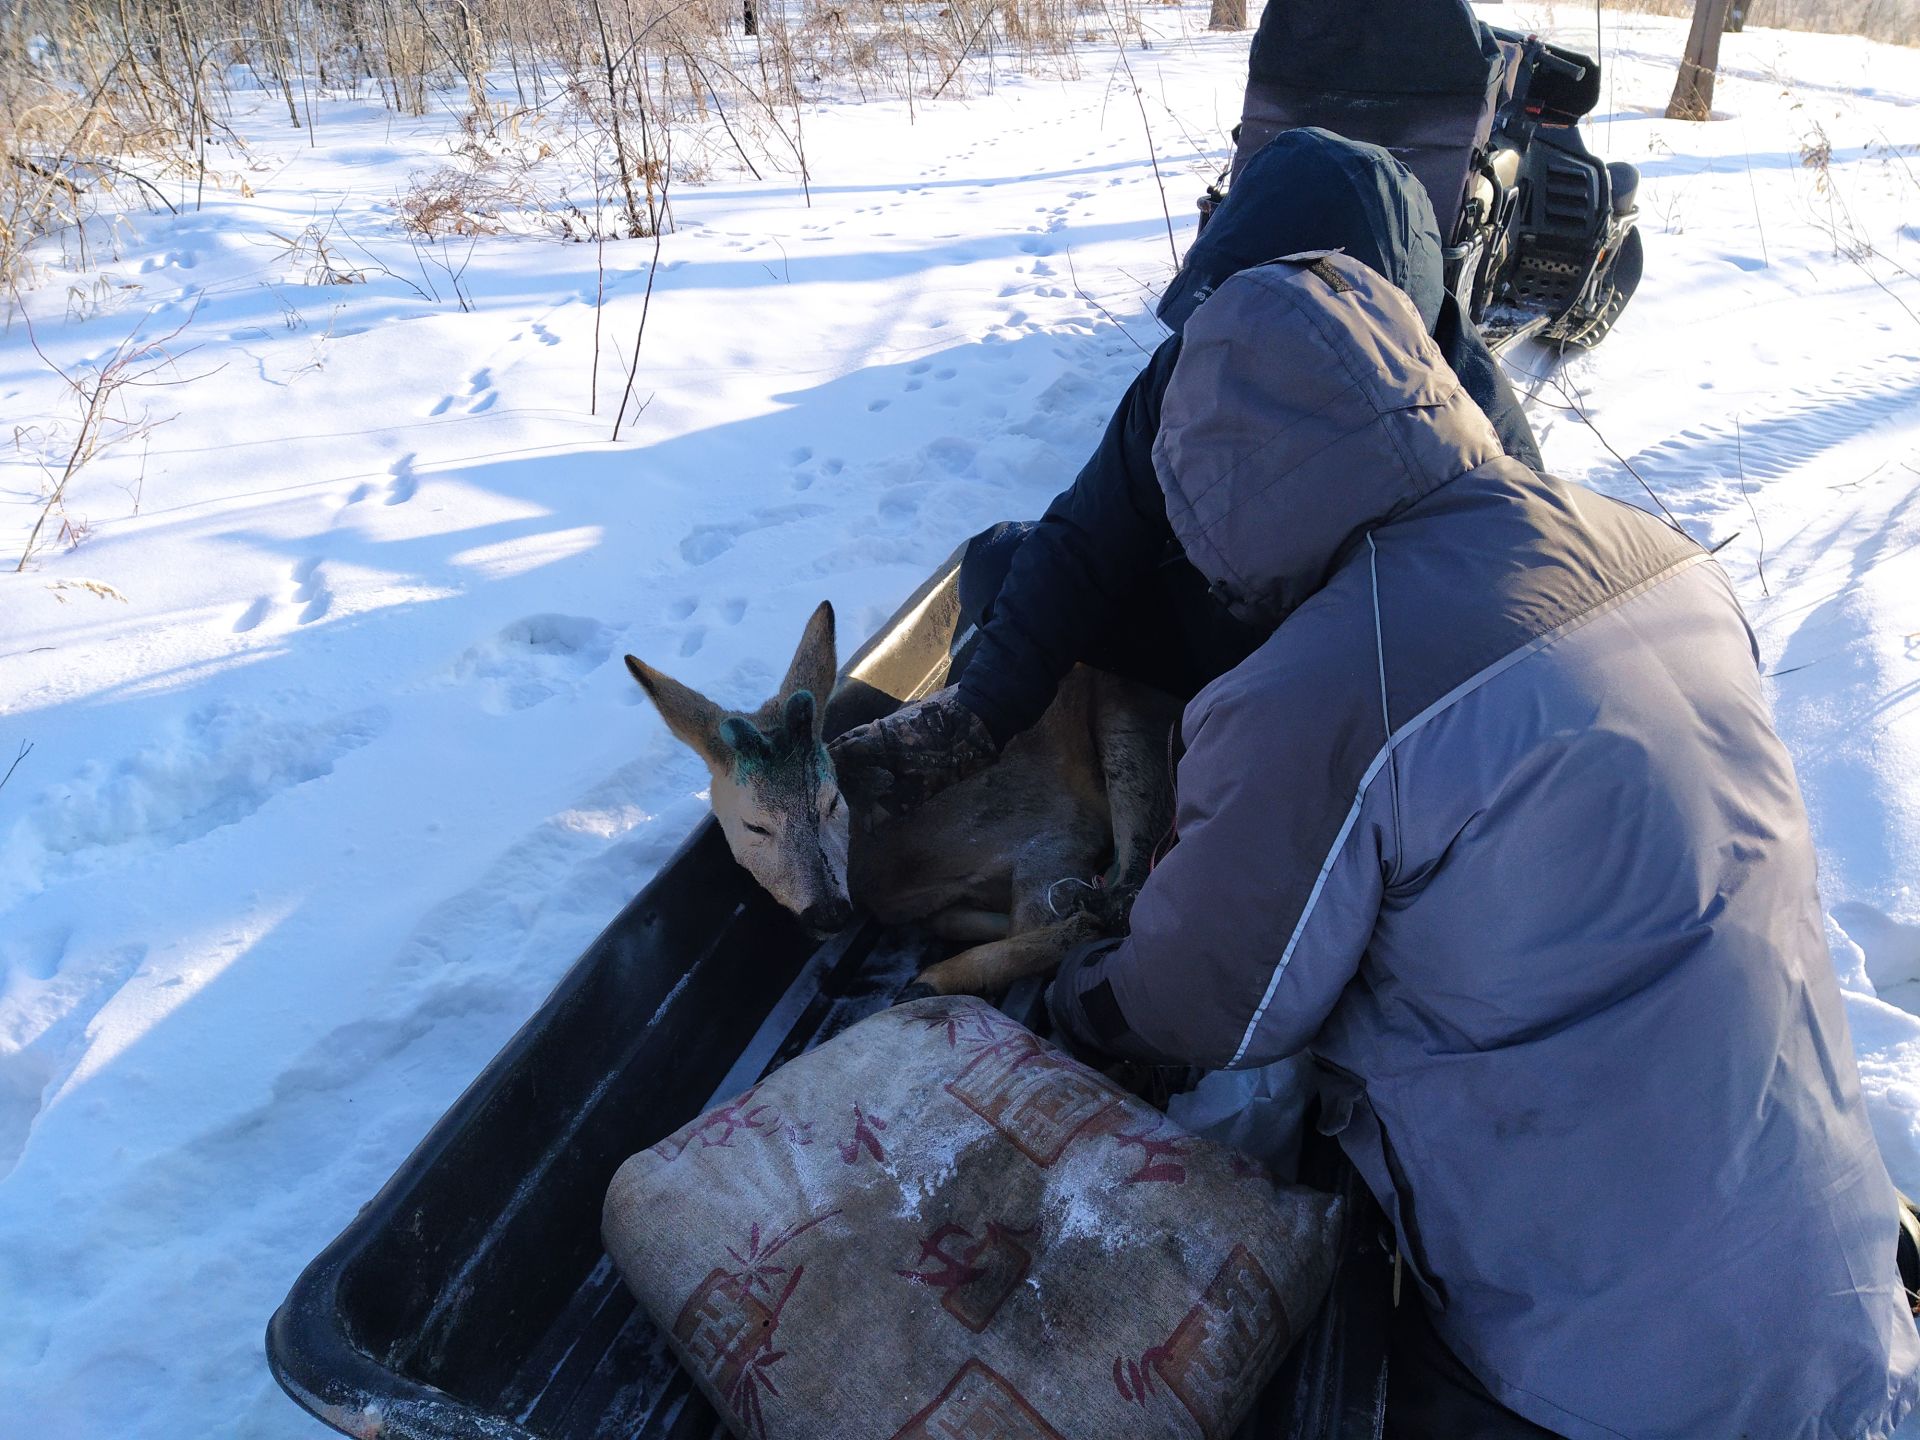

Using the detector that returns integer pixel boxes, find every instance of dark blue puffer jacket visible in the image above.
[957,128,1541,747]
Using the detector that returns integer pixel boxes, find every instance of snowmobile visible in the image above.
[265,546,1396,1439]
[1202,0,1643,351]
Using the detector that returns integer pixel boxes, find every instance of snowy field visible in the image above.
[2,3,1919,1434]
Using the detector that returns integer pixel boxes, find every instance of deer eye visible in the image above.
[743,821,772,837]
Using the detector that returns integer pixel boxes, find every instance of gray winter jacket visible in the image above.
[1048,251,1920,1440]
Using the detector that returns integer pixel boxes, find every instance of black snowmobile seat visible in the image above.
[1236,0,1518,241]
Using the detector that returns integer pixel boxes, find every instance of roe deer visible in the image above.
[626,601,1176,997]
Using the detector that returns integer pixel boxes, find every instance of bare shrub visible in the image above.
[268,214,369,282]
[396,166,514,237]
[10,299,207,570]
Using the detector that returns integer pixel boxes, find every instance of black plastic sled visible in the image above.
[1207,0,1643,352]
[265,545,1397,1440]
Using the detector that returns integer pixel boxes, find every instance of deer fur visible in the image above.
[625,600,1177,996]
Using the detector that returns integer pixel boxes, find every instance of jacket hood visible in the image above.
[1153,251,1502,628]
[1157,128,1446,336]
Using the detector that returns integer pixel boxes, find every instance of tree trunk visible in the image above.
[743,0,757,36]
[1666,0,1735,120]
[455,0,490,133]
[1207,0,1246,30]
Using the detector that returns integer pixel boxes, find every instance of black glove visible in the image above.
[1047,877,1142,936]
[827,685,998,821]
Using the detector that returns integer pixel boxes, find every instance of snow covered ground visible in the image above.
[1,4,1917,1434]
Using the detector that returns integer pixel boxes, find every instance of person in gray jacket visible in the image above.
[1040,251,1920,1439]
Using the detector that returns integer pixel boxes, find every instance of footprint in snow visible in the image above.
[10,703,389,872]
[791,452,842,493]
[680,505,827,565]
[924,438,978,475]
[386,453,419,506]
[465,369,497,414]
[7,925,72,983]
[429,368,497,417]
[450,614,614,715]
[292,556,332,624]
[0,939,150,1181]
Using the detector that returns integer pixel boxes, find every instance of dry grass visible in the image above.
[396,166,515,237]
[0,0,1142,289]
[1,47,187,289]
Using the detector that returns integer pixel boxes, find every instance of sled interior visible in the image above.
[265,544,1394,1440]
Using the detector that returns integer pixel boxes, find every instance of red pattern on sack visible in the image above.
[652,1085,790,1162]
[1111,1244,1290,1440]
[943,1031,1123,1167]
[1112,1119,1191,1185]
[909,999,1031,1055]
[838,1103,888,1165]
[672,1211,840,1438]
[895,1220,1035,1333]
[889,1358,1066,1440]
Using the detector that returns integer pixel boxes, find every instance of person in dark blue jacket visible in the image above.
[832,128,1542,811]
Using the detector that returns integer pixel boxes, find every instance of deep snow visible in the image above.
[1,4,1918,1435]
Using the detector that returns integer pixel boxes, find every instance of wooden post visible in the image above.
[1666,0,1736,120]
[1207,0,1247,31]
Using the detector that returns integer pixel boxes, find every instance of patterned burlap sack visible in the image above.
[603,996,1343,1440]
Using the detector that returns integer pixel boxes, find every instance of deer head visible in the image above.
[626,601,853,934]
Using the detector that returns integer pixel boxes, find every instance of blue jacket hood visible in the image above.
[1158,128,1447,337]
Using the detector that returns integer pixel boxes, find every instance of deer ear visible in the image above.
[779,602,837,726]
[626,655,727,768]
[783,690,816,745]
[719,716,774,768]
